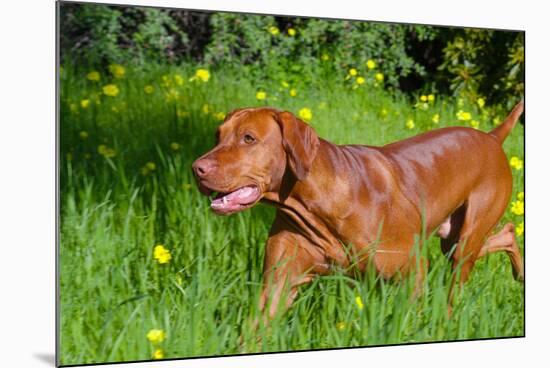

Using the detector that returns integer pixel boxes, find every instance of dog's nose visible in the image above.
[192,159,215,178]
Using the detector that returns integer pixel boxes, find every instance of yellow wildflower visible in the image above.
[510,200,524,216]
[174,74,184,86]
[102,84,120,97]
[268,26,280,36]
[98,145,107,155]
[456,110,472,121]
[420,95,428,102]
[147,329,166,344]
[80,99,90,109]
[417,102,429,111]
[510,156,523,170]
[375,73,384,82]
[432,114,440,124]
[380,108,388,118]
[98,145,116,158]
[355,296,364,310]
[517,191,524,201]
[321,53,330,61]
[146,162,156,171]
[170,142,181,151]
[470,120,480,129]
[515,221,524,237]
[108,64,126,79]
[164,88,179,102]
[477,97,486,108]
[356,76,365,85]
[104,148,116,158]
[289,88,297,97]
[493,116,502,126]
[152,349,164,360]
[153,245,172,264]
[406,119,415,130]
[87,71,100,81]
[287,28,296,36]
[79,131,89,140]
[337,322,346,330]
[366,59,376,70]
[144,85,154,94]
[193,69,210,82]
[298,108,312,122]
[213,112,226,121]
[256,91,267,100]
[348,68,358,77]
[428,94,435,102]
[161,75,172,88]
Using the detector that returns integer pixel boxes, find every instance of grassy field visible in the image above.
[58,64,524,366]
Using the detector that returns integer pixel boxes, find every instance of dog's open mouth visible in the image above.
[209,185,261,215]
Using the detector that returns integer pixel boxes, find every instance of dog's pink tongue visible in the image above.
[211,186,259,211]
[229,186,258,203]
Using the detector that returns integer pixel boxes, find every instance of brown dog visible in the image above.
[192,102,524,319]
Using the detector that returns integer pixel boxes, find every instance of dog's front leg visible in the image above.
[240,233,317,351]
[257,213,328,325]
[256,240,315,324]
[239,216,327,351]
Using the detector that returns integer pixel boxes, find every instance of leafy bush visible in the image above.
[59,3,524,108]
[60,3,124,64]
[60,3,187,65]
[438,29,524,109]
[127,8,188,64]
[204,13,437,89]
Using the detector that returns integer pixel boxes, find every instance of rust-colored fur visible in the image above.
[193,103,524,319]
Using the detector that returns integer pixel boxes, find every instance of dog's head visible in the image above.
[192,107,319,215]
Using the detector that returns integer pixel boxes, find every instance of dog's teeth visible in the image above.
[223,196,227,205]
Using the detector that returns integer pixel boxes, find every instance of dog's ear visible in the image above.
[275,111,320,181]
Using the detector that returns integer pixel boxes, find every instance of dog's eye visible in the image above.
[243,134,256,144]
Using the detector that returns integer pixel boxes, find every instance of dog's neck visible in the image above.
[261,141,351,265]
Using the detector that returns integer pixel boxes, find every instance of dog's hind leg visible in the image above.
[476,222,524,281]
[446,185,511,314]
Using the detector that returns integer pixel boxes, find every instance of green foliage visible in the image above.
[438,29,524,109]
[60,3,124,64]
[60,3,187,65]
[204,13,437,89]
[129,9,188,64]
[60,3,524,108]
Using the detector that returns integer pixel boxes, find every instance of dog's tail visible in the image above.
[490,101,524,144]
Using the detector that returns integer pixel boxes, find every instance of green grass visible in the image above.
[59,64,524,365]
